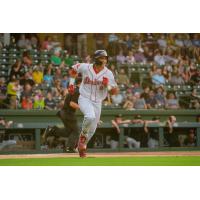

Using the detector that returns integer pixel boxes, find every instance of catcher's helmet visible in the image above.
[94,50,108,65]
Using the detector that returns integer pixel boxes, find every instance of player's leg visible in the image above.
[78,96,96,157]
[57,110,80,151]
[78,96,96,138]
[87,102,102,142]
[66,120,79,151]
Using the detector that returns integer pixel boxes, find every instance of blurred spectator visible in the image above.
[146,90,157,109]
[165,115,180,147]
[51,35,62,52]
[140,86,150,101]
[61,75,69,89]
[161,67,171,83]
[123,95,134,111]
[20,71,34,86]
[189,69,200,85]
[157,34,167,50]
[192,34,200,47]
[111,88,124,106]
[151,68,166,86]
[189,89,200,109]
[45,92,56,110]
[124,115,145,149]
[131,82,143,94]
[21,82,33,99]
[175,34,184,48]
[123,34,133,51]
[30,34,39,48]
[183,129,196,147]
[33,90,45,109]
[9,60,22,81]
[165,92,179,109]
[17,34,31,49]
[116,50,126,65]
[116,68,130,86]
[154,50,166,66]
[109,114,121,149]
[64,51,74,67]
[149,64,158,77]
[183,34,193,48]
[145,49,154,62]
[108,33,119,43]
[144,117,160,148]
[51,51,62,66]
[6,79,20,109]
[134,49,146,63]
[21,96,33,110]
[32,65,43,84]
[54,67,63,80]
[43,65,54,87]
[164,49,179,64]
[154,86,166,108]
[52,79,63,98]
[22,51,32,67]
[126,51,135,64]
[41,36,53,50]
[133,92,147,109]
[131,115,149,147]
[169,71,185,85]
[166,34,176,50]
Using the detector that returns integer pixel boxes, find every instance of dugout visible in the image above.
[0,109,200,153]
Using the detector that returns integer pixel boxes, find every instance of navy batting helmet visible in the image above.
[94,50,108,58]
[94,50,108,65]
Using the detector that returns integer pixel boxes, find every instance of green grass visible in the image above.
[1,156,200,166]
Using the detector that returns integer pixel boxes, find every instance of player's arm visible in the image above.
[68,63,84,93]
[69,89,80,109]
[68,66,79,89]
[111,120,120,133]
[166,120,173,133]
[69,101,80,110]
[119,119,131,124]
[103,72,118,95]
[143,120,149,133]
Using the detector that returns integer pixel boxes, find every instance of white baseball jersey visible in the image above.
[72,63,117,103]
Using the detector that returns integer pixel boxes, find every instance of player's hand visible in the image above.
[98,120,103,126]
[68,84,75,95]
[109,87,118,95]
[102,77,109,86]
[69,69,78,77]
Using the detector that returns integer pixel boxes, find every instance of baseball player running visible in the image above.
[69,50,118,157]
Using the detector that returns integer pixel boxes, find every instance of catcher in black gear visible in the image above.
[43,77,81,153]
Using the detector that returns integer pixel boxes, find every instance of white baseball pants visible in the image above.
[78,95,102,143]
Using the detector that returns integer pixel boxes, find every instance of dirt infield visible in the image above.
[1,151,200,159]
